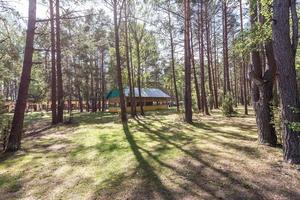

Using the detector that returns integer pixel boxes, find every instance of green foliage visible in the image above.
[287,106,300,132]
[221,94,235,117]
[0,95,10,149]
[0,95,8,129]
[28,66,48,103]
[288,122,300,132]
[270,103,282,144]
[233,0,273,57]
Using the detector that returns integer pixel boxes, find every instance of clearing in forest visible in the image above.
[0,108,300,200]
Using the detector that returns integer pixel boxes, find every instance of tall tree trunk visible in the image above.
[101,50,106,112]
[5,0,36,152]
[168,8,180,112]
[86,74,90,112]
[205,1,213,110]
[91,70,96,112]
[49,0,57,124]
[184,0,192,123]
[213,16,219,108]
[250,0,277,147]
[56,0,64,123]
[222,0,230,95]
[239,0,247,114]
[124,0,135,117]
[190,24,201,112]
[272,0,300,163]
[136,41,144,116]
[233,53,238,107]
[129,37,136,115]
[113,0,127,122]
[199,0,209,115]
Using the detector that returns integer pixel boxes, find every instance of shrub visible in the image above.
[221,94,235,117]
[0,95,10,151]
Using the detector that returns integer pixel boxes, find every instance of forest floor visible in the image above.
[0,108,300,200]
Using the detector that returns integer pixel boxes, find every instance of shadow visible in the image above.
[122,123,174,200]
[24,125,53,138]
[2,108,299,200]
[71,112,119,125]
[0,173,22,195]
[133,118,265,199]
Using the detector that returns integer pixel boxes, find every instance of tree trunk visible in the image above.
[49,0,57,124]
[136,41,144,116]
[113,0,127,122]
[184,0,192,123]
[213,16,219,108]
[86,72,90,112]
[101,50,106,112]
[124,0,135,117]
[168,8,180,112]
[272,0,300,163]
[239,0,247,114]
[222,0,230,95]
[129,37,137,115]
[250,0,277,147]
[78,89,83,112]
[5,0,36,152]
[205,1,213,110]
[199,0,209,115]
[56,0,64,123]
[190,24,201,112]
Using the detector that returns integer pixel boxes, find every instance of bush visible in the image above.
[0,95,10,151]
[221,94,235,117]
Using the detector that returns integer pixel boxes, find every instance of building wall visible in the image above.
[108,105,169,113]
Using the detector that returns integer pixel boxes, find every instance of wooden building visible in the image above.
[106,88,171,113]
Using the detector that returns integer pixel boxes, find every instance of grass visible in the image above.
[0,108,300,200]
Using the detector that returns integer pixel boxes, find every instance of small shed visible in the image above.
[106,88,171,113]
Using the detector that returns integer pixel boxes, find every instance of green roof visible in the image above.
[106,88,171,99]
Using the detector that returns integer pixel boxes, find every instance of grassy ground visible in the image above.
[0,108,300,200]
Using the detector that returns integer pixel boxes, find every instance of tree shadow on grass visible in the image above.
[122,123,174,200]
[71,112,119,126]
[133,118,266,199]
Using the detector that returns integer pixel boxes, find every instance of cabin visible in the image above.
[106,88,171,113]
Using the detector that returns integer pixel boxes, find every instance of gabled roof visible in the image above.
[106,88,171,99]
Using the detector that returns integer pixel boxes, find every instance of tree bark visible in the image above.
[250,0,277,147]
[49,0,57,124]
[124,0,135,117]
[5,0,36,152]
[205,1,213,110]
[135,41,144,115]
[199,0,209,115]
[56,0,64,123]
[101,50,106,112]
[184,0,192,123]
[239,0,247,114]
[168,7,180,112]
[129,36,136,115]
[212,16,219,108]
[113,0,127,122]
[272,0,300,163]
[222,0,230,95]
[190,24,201,112]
